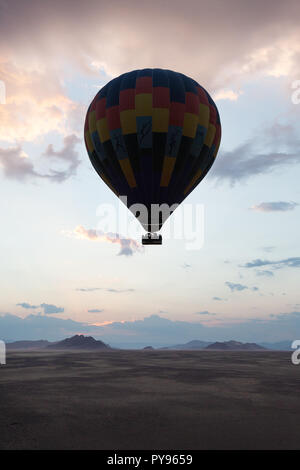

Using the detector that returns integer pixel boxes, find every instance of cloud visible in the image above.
[261,246,276,253]
[0,313,95,342]
[42,134,81,182]
[0,60,83,143]
[65,225,144,256]
[76,287,134,293]
[40,303,64,314]
[225,282,259,292]
[16,302,64,314]
[250,201,299,212]
[76,288,102,292]
[16,302,39,309]
[0,0,299,148]
[181,263,192,269]
[242,257,300,269]
[0,146,40,181]
[1,0,300,91]
[2,311,300,345]
[87,309,104,313]
[195,311,217,316]
[211,123,300,184]
[213,89,243,101]
[106,288,135,293]
[256,270,274,277]
[0,134,81,183]
[225,282,248,292]
[0,0,299,201]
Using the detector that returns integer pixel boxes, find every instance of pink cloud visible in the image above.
[0,134,81,182]
[0,0,299,115]
[65,225,144,256]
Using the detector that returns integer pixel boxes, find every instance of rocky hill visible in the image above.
[161,340,211,350]
[205,340,265,351]
[47,335,111,350]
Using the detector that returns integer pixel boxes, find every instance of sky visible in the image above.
[0,0,300,345]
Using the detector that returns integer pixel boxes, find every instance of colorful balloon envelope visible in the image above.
[84,68,221,242]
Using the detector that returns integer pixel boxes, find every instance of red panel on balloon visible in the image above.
[153,87,170,108]
[196,86,209,106]
[169,102,185,127]
[106,105,121,130]
[136,76,152,94]
[119,89,135,111]
[185,92,199,114]
[95,98,106,120]
[209,105,217,124]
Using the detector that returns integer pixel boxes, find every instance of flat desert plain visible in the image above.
[0,350,299,449]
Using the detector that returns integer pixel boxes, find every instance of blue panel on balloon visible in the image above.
[180,74,198,94]
[137,68,153,78]
[153,69,169,87]
[137,116,152,149]
[98,84,108,99]
[91,131,106,161]
[106,77,122,107]
[165,125,182,157]
[110,128,128,160]
[120,71,137,90]
[190,125,207,158]
[168,72,185,103]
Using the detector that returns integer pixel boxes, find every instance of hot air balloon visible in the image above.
[84,69,221,245]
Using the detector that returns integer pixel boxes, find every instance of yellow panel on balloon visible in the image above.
[160,156,176,187]
[135,93,153,116]
[204,124,216,148]
[182,113,198,138]
[97,118,110,143]
[152,108,169,133]
[85,131,94,153]
[119,158,137,188]
[120,110,137,134]
[198,103,209,128]
[88,110,97,134]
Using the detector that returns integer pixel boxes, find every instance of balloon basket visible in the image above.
[142,233,162,245]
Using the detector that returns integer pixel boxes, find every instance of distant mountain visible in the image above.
[47,335,111,350]
[4,336,292,352]
[258,340,293,351]
[205,340,265,351]
[6,340,50,350]
[143,346,154,350]
[161,340,212,350]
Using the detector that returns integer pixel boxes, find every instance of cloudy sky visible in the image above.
[0,0,299,344]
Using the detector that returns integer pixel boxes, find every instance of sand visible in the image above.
[0,349,299,449]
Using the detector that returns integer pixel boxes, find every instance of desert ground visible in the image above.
[0,349,299,450]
